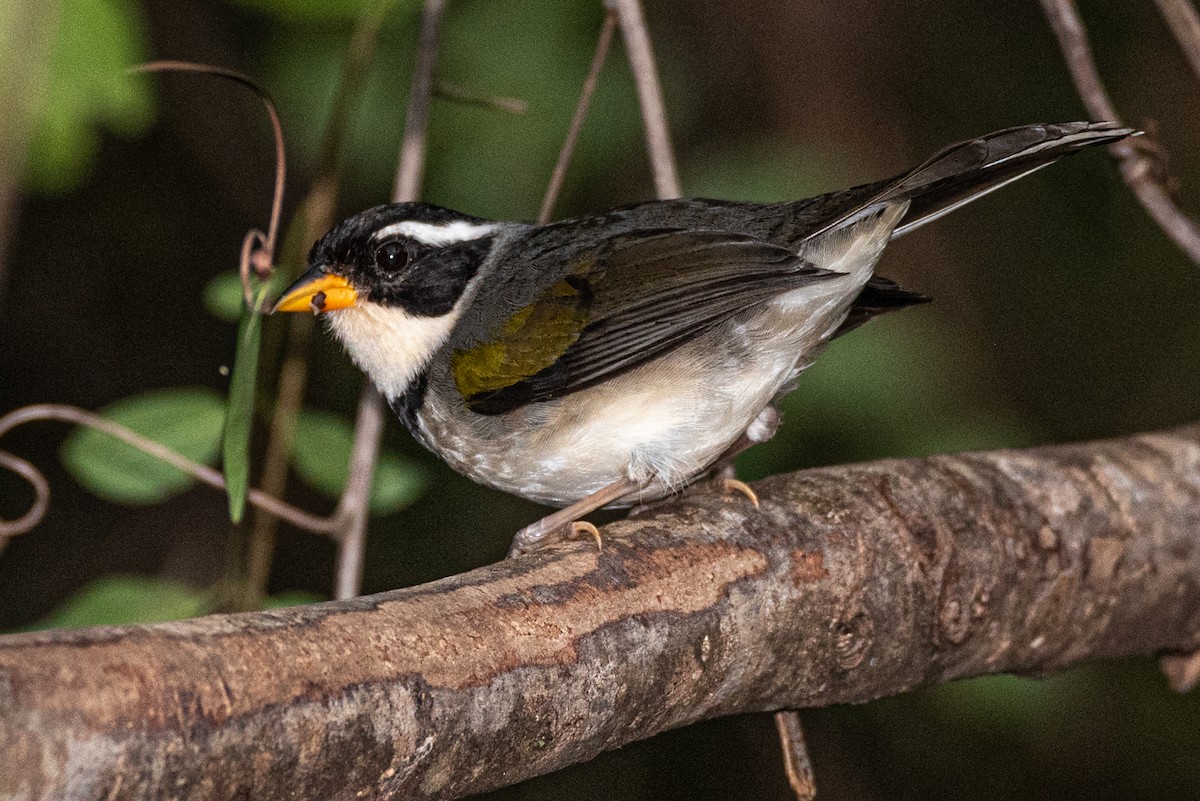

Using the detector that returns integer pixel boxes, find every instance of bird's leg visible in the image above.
[714,405,781,467]
[627,406,780,518]
[709,405,780,506]
[508,477,640,558]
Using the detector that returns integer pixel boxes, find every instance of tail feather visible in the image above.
[832,275,932,338]
[803,121,1134,243]
[887,121,1135,238]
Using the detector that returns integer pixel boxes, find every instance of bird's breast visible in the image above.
[412,318,810,507]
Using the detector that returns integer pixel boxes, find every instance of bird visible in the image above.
[272,121,1134,556]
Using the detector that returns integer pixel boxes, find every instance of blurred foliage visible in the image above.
[203,270,247,323]
[29,574,208,628]
[292,408,428,515]
[61,387,225,504]
[225,0,402,24]
[265,0,650,217]
[687,138,835,203]
[22,0,154,192]
[17,575,327,631]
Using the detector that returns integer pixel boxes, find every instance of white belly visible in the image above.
[415,289,846,508]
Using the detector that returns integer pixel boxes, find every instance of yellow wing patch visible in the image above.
[451,278,591,400]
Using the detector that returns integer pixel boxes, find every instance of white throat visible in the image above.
[325,301,462,399]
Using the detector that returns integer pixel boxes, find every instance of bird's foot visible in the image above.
[507,477,634,558]
[630,472,760,515]
[705,462,759,507]
[507,518,603,558]
[507,515,568,558]
[720,477,760,508]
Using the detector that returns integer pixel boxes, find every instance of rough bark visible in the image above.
[3,426,1200,801]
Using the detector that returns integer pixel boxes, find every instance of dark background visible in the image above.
[2,0,1200,798]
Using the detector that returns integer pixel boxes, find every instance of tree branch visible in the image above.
[612,0,682,199]
[538,8,618,225]
[1039,0,1200,265]
[4,425,1200,799]
[1152,0,1200,84]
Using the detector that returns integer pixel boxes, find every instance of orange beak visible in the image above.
[271,266,359,314]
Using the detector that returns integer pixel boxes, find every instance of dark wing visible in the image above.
[451,229,840,415]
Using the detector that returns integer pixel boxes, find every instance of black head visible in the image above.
[307,202,499,317]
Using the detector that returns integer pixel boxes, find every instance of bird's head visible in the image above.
[272,202,501,399]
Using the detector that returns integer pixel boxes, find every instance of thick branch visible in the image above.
[3,426,1200,800]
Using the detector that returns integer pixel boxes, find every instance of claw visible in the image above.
[569,520,603,551]
[721,477,759,509]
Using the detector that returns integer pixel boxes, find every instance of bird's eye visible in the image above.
[374,240,410,272]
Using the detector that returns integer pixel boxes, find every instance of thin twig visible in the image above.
[434,81,528,115]
[774,711,817,801]
[135,62,287,299]
[1153,0,1200,83]
[133,62,294,607]
[332,0,450,601]
[0,450,50,541]
[243,0,393,610]
[392,0,448,204]
[1039,0,1200,264]
[538,9,618,224]
[1161,649,1200,693]
[318,0,394,174]
[333,386,389,600]
[610,0,682,199]
[0,405,337,539]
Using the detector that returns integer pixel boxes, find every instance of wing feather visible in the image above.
[452,229,839,415]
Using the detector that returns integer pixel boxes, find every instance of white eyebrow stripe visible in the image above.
[373,219,499,245]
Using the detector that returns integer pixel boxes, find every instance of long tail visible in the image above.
[807,121,1135,242]
[887,121,1135,239]
[821,122,1133,339]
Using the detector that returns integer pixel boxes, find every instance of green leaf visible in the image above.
[292,409,427,516]
[222,286,271,522]
[62,387,225,505]
[202,271,246,323]
[34,575,208,629]
[22,0,154,192]
[369,448,430,516]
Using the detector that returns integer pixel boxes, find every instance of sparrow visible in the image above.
[273,121,1133,555]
